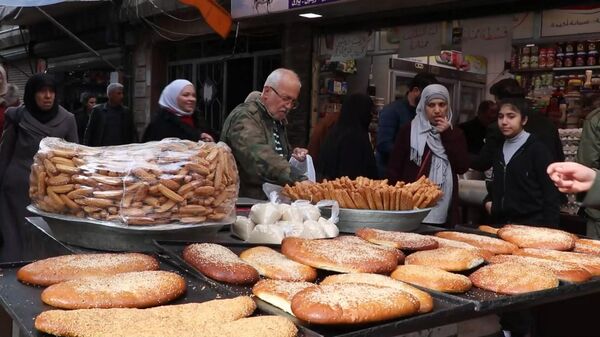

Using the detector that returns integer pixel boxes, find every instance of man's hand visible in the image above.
[292,147,308,162]
[200,133,214,142]
[434,116,451,133]
[547,161,597,193]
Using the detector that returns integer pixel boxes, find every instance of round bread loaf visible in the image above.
[430,236,494,261]
[291,283,419,324]
[488,254,591,283]
[333,235,405,263]
[183,243,259,284]
[356,228,438,251]
[478,225,500,235]
[469,262,559,295]
[240,246,317,282]
[574,238,600,256]
[514,248,600,276]
[320,273,433,313]
[17,253,159,286]
[41,271,186,309]
[390,265,472,293]
[434,231,517,255]
[405,247,484,271]
[497,224,576,251]
[252,279,316,315]
[281,237,398,274]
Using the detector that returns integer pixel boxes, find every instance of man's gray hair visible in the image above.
[107,82,124,95]
[264,68,301,89]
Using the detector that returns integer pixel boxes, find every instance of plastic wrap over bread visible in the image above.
[29,137,239,226]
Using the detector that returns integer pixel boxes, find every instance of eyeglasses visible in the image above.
[268,86,299,110]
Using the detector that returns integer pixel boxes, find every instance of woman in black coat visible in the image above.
[0,74,78,261]
[143,79,215,142]
[316,93,377,180]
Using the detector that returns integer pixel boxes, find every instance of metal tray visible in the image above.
[27,205,226,251]
[320,207,432,233]
[417,227,600,312]
[154,239,477,337]
[0,255,239,337]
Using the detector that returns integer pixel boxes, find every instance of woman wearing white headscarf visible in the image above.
[143,79,215,142]
[387,84,469,227]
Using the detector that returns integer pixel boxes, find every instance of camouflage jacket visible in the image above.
[221,100,306,199]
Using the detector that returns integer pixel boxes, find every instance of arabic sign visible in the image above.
[461,15,512,55]
[542,7,600,37]
[383,23,442,58]
[329,32,371,62]
[231,0,339,19]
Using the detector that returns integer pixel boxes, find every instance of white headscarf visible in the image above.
[159,79,195,116]
[410,84,454,224]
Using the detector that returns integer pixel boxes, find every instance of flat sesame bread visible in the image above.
[487,254,591,283]
[356,228,438,251]
[291,283,420,324]
[405,247,484,271]
[17,253,159,286]
[574,238,600,256]
[390,265,472,293]
[320,273,433,313]
[333,235,405,263]
[41,271,186,309]
[183,243,259,285]
[434,231,518,255]
[429,236,495,260]
[497,224,576,251]
[469,262,559,295]
[240,246,317,282]
[252,279,316,315]
[514,248,600,276]
[281,237,398,274]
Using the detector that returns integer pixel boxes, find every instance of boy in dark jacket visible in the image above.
[484,98,561,227]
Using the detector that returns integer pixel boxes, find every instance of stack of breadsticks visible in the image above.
[282,176,441,210]
[29,137,239,225]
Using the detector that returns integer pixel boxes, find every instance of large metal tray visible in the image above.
[27,205,226,252]
[320,207,432,233]
[154,239,477,337]
[0,255,240,337]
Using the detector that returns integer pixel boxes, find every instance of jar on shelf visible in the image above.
[565,41,575,53]
[577,41,587,53]
[520,55,530,69]
[522,45,531,56]
[555,53,564,67]
[530,54,539,68]
[531,45,539,56]
[556,43,564,54]
[575,52,586,67]
[539,48,547,68]
[588,40,598,52]
[587,51,598,66]
[564,53,575,67]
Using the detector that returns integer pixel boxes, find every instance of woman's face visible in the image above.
[86,97,97,111]
[177,85,196,113]
[498,104,527,138]
[425,98,448,124]
[35,86,55,111]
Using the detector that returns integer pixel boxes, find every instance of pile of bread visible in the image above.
[232,202,339,243]
[19,253,297,337]
[181,224,600,325]
[29,137,238,225]
[282,176,442,210]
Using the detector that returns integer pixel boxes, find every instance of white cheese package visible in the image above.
[232,200,339,243]
[29,137,239,226]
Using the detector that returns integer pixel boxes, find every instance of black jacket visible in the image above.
[83,103,137,146]
[142,108,215,142]
[486,134,561,227]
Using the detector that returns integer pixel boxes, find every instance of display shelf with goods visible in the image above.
[317,59,357,123]
[510,41,600,129]
[558,128,582,215]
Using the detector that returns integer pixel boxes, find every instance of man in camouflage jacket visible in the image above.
[222,68,308,199]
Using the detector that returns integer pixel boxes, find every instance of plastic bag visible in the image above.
[29,137,239,226]
[289,154,316,182]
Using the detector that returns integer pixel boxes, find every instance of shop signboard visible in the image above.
[231,0,340,18]
[541,6,600,37]
[329,32,371,61]
[460,15,512,56]
[381,23,443,58]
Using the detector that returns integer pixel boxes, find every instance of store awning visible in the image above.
[0,0,108,25]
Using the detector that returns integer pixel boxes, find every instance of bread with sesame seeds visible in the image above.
[356,228,439,251]
[183,243,259,285]
[497,225,576,251]
[390,265,472,293]
[469,262,559,295]
[404,247,484,271]
[252,279,316,315]
[41,270,186,309]
[240,246,317,282]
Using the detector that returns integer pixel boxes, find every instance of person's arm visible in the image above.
[577,117,600,168]
[440,127,470,175]
[227,113,304,186]
[376,105,398,159]
[534,145,561,225]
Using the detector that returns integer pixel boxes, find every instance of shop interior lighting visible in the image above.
[299,13,322,18]
[526,43,535,47]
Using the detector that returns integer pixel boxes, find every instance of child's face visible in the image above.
[498,104,527,138]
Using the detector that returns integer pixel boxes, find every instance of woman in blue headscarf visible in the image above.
[143,79,215,142]
[387,84,469,227]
